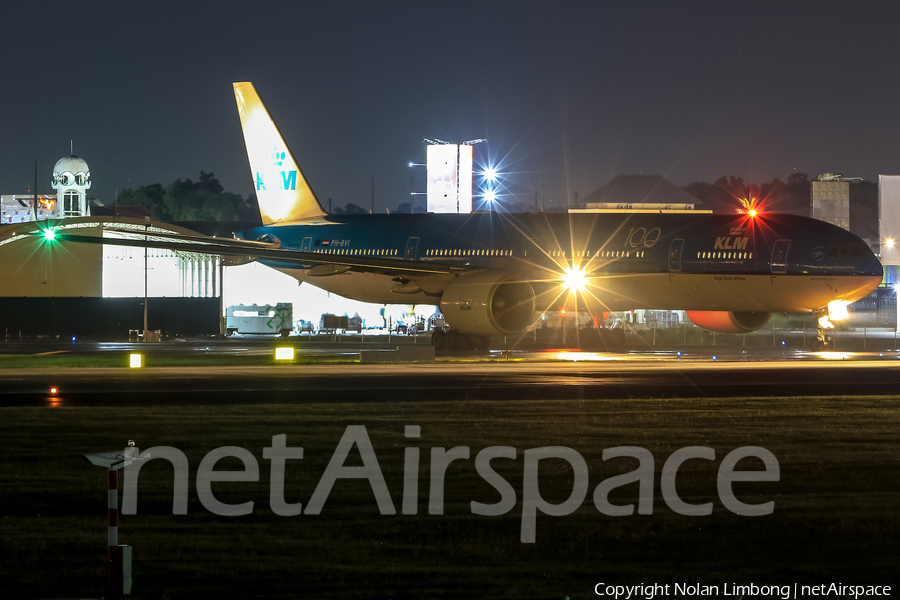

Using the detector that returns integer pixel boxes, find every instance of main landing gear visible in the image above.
[565,326,626,351]
[431,329,490,353]
[564,313,626,351]
[809,310,834,351]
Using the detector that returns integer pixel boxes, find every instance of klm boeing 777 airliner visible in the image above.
[57,82,885,351]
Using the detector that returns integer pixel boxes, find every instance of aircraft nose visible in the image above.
[862,254,884,278]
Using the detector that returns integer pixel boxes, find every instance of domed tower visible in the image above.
[51,154,91,218]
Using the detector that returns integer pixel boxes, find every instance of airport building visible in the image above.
[0,153,228,337]
[570,174,711,214]
[810,176,850,231]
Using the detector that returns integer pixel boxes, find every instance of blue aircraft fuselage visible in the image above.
[239,211,883,313]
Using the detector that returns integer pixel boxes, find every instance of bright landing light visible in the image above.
[561,266,588,292]
[484,189,497,202]
[483,166,498,181]
[828,300,849,321]
[42,228,56,241]
[886,238,894,248]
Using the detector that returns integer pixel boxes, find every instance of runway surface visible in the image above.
[4,354,900,407]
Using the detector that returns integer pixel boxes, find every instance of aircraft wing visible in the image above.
[51,227,464,276]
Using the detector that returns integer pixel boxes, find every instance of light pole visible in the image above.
[143,219,149,337]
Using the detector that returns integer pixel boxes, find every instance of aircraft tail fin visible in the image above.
[233,82,327,224]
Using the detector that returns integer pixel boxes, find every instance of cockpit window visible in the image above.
[829,244,869,258]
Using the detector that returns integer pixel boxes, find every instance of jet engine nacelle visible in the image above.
[685,310,772,333]
[439,271,536,337]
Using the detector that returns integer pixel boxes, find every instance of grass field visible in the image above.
[1,397,897,599]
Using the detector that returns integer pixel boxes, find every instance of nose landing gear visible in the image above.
[810,310,834,350]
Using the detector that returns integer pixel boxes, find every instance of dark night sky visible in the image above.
[4,1,900,212]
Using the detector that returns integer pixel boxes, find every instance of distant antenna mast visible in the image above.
[33,159,38,220]
[371,177,375,213]
[70,140,73,155]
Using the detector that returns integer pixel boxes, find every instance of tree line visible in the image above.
[116,171,258,222]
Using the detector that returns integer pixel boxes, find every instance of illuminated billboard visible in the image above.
[811,181,849,231]
[427,144,458,213]
[880,175,900,264]
[458,144,473,213]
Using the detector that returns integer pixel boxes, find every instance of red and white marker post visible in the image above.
[108,467,124,600]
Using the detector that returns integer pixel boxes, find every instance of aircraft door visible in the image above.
[668,239,684,272]
[300,237,313,252]
[771,239,790,274]
[405,237,420,260]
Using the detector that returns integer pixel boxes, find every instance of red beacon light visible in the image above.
[739,198,761,218]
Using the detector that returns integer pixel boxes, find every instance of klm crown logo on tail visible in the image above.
[255,147,297,192]
[233,82,326,224]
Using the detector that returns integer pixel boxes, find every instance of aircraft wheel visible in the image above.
[810,337,820,350]
[611,328,626,350]
[445,330,461,351]
[475,335,491,352]
[461,333,478,352]
[432,329,446,351]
